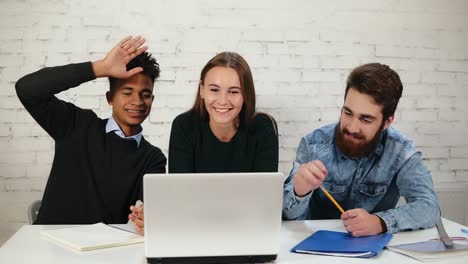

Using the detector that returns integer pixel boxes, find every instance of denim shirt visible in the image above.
[282,123,441,233]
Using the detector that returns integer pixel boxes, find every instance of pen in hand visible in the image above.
[129,200,144,235]
[319,185,345,214]
[130,200,143,218]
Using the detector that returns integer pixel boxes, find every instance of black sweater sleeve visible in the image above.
[252,114,279,172]
[168,112,195,173]
[139,141,168,201]
[15,62,96,140]
[146,147,167,174]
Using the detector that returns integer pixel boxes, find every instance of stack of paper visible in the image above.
[291,230,393,258]
[387,239,468,262]
[41,223,144,251]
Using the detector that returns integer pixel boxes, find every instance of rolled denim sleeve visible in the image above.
[282,137,313,220]
[374,149,441,233]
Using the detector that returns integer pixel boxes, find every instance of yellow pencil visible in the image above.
[319,185,345,214]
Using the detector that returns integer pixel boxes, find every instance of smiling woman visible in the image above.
[199,66,244,142]
[129,52,280,235]
[168,51,279,173]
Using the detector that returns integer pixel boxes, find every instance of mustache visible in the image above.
[342,128,365,140]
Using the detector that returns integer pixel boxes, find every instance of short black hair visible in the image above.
[109,52,160,91]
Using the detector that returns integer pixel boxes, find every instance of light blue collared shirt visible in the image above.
[105,116,142,147]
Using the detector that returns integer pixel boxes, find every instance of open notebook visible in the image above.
[41,223,144,251]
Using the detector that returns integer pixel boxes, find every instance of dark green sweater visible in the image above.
[168,111,278,173]
[15,62,167,224]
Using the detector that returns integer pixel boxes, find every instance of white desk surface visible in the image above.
[1,218,467,264]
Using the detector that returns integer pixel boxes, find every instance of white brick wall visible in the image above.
[1,0,467,245]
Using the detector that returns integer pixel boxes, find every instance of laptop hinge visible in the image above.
[147,254,277,264]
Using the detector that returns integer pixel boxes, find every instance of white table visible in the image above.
[1,219,467,264]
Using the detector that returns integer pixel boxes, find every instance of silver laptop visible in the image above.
[143,172,284,264]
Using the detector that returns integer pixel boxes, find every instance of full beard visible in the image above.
[335,122,384,159]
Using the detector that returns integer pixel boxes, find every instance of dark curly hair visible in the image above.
[109,52,160,91]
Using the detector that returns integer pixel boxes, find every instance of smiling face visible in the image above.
[106,73,154,136]
[199,66,244,130]
[336,87,393,158]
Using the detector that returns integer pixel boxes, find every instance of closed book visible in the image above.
[41,223,143,251]
[291,230,393,258]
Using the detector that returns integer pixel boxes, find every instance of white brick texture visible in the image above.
[1,0,468,245]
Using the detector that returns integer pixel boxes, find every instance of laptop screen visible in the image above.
[143,172,283,260]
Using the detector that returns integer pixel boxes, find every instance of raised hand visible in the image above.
[293,160,328,197]
[92,35,148,79]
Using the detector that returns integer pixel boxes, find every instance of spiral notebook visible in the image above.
[41,223,144,251]
[291,230,393,258]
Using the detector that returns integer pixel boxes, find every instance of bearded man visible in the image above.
[282,63,440,236]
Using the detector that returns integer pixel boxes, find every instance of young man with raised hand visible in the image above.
[16,36,166,224]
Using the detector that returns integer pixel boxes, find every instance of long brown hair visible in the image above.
[190,52,256,126]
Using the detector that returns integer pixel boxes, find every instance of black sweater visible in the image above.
[168,111,278,173]
[15,62,167,224]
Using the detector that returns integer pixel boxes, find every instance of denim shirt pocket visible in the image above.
[317,181,347,212]
[358,183,388,197]
[357,183,389,212]
[359,183,388,200]
[322,182,347,194]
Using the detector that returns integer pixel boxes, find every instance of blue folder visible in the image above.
[291,230,393,258]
